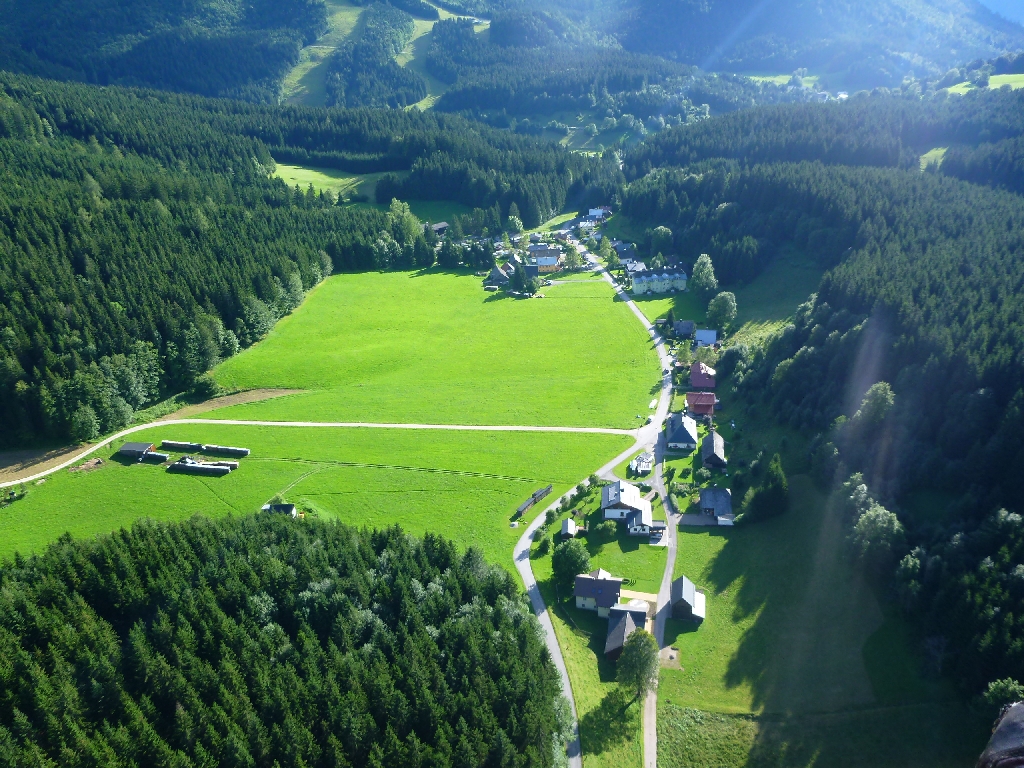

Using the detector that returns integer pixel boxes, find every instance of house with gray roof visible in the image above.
[604,611,638,660]
[673,320,696,338]
[665,412,699,451]
[574,568,624,617]
[702,429,727,469]
[670,576,706,623]
[602,480,652,522]
[699,486,734,525]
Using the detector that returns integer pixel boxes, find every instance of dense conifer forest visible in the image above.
[0,0,327,101]
[0,516,568,766]
[0,73,617,446]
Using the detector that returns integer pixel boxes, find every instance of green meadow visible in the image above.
[2,423,631,569]
[657,475,985,767]
[212,271,660,428]
[281,0,365,106]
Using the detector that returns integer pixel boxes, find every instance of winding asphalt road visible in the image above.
[5,258,681,766]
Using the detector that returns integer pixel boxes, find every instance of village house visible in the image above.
[670,575,706,623]
[632,268,688,295]
[695,329,718,347]
[561,518,579,540]
[665,412,699,451]
[601,479,652,522]
[691,361,717,389]
[699,486,734,525]
[604,600,649,659]
[574,568,624,617]
[673,320,696,338]
[627,506,654,536]
[686,391,718,417]
[629,451,654,475]
[431,222,449,237]
[262,503,298,518]
[486,264,511,286]
[702,428,727,469]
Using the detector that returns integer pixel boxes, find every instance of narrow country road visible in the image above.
[0,418,634,489]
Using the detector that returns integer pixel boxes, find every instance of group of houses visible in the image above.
[574,567,706,659]
[672,320,718,348]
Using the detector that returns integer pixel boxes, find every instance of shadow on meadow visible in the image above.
[666,475,987,766]
[579,687,637,756]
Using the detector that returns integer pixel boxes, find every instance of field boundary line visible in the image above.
[0,419,637,489]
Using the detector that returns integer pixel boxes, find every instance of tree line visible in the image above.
[0,515,571,766]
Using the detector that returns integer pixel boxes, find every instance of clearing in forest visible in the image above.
[211,271,659,428]
[1,423,630,569]
[281,0,365,106]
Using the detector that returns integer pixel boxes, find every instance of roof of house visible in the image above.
[699,486,733,517]
[626,260,646,274]
[432,222,448,232]
[686,391,717,407]
[692,362,716,382]
[626,506,654,529]
[574,569,624,608]
[702,430,727,464]
[604,611,638,656]
[673,320,696,337]
[262,503,297,515]
[670,576,707,619]
[561,518,578,537]
[601,480,651,515]
[119,442,154,454]
[695,329,718,345]
[609,599,649,626]
[666,412,699,446]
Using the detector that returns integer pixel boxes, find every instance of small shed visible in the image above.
[118,442,155,461]
[670,576,706,623]
[702,429,727,469]
[561,518,579,540]
[262,503,298,518]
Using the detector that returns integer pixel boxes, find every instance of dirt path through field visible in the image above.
[157,389,304,420]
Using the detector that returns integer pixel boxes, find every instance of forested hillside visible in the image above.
[615,0,1024,89]
[0,516,568,766]
[0,0,328,101]
[0,73,618,446]
[619,95,1024,694]
[625,89,1024,179]
[324,3,428,109]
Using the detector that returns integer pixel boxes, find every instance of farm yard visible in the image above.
[1,423,630,569]
[211,270,659,428]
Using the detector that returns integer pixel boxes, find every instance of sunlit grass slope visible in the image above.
[212,271,659,427]
[2,423,630,569]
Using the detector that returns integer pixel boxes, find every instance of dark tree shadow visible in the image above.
[579,688,636,755]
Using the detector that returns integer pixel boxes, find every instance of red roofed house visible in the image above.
[691,361,717,389]
[686,391,718,417]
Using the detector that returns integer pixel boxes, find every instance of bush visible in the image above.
[594,520,618,540]
[695,467,711,483]
[848,503,906,575]
[545,509,556,526]
[70,405,100,442]
[984,678,1024,713]
[537,536,551,556]
[189,373,220,400]
[743,453,789,522]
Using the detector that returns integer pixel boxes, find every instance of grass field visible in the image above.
[948,74,1024,95]
[1,423,630,570]
[211,271,660,428]
[919,146,948,171]
[656,474,987,766]
[281,0,365,106]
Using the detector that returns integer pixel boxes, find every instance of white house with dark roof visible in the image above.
[601,480,651,521]
[665,412,699,451]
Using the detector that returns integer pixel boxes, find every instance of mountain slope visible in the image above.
[616,0,1024,88]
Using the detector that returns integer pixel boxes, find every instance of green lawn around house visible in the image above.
[211,271,660,428]
[1,423,631,570]
[656,474,985,766]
